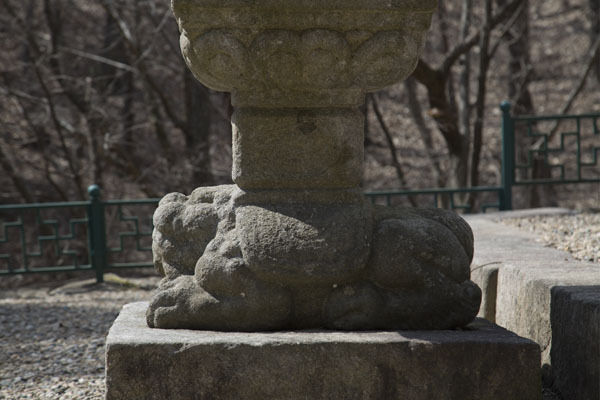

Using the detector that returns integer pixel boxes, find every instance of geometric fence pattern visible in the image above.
[512,113,599,184]
[0,192,159,281]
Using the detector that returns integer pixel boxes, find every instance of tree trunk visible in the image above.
[470,0,493,195]
[498,0,553,208]
[591,0,600,82]
[458,0,472,148]
[412,61,469,190]
[404,78,445,188]
[184,69,213,186]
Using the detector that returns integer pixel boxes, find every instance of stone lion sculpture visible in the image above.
[146,185,480,331]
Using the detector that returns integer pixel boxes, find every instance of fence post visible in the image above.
[500,101,514,210]
[87,184,107,283]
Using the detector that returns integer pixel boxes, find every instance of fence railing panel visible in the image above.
[500,102,599,209]
[506,110,600,185]
[364,186,503,213]
[0,203,91,274]
[104,199,158,270]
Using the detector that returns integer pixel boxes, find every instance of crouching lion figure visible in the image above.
[146,185,481,331]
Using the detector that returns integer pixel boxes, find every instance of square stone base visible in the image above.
[106,302,541,400]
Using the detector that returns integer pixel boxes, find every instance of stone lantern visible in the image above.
[145,0,482,331]
[105,3,542,399]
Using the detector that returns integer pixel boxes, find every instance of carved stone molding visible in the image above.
[173,1,435,106]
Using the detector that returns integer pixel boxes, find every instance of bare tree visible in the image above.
[184,69,214,185]
[0,0,231,203]
[411,0,522,193]
[591,0,600,82]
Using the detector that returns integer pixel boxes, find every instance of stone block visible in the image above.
[466,213,579,323]
[550,286,600,400]
[106,302,541,400]
[465,211,600,400]
[464,212,575,322]
[471,263,498,322]
[495,263,600,366]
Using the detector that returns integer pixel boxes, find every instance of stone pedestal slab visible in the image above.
[106,302,541,400]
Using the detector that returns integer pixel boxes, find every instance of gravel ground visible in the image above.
[0,274,159,400]
[0,213,597,399]
[501,212,600,264]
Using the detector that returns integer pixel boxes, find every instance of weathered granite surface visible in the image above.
[108,302,541,400]
[550,286,600,400]
[495,263,599,366]
[148,186,481,330]
[467,213,599,364]
[466,212,600,399]
[466,212,578,323]
[174,0,436,108]
[146,0,483,331]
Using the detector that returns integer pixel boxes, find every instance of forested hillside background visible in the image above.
[1,0,599,210]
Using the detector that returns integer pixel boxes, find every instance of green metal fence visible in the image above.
[0,200,90,274]
[499,102,600,209]
[364,186,503,212]
[367,101,599,211]
[1,102,598,282]
[0,185,159,283]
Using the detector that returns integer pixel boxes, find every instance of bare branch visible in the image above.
[33,63,86,199]
[442,0,522,74]
[60,46,137,72]
[458,0,473,154]
[101,0,186,131]
[488,2,525,60]
[369,94,417,207]
[534,33,600,148]
[0,137,34,203]
[404,78,445,187]
[470,0,494,191]
[5,80,70,201]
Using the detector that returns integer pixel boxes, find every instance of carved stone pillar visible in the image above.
[176,1,434,190]
[146,0,482,331]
